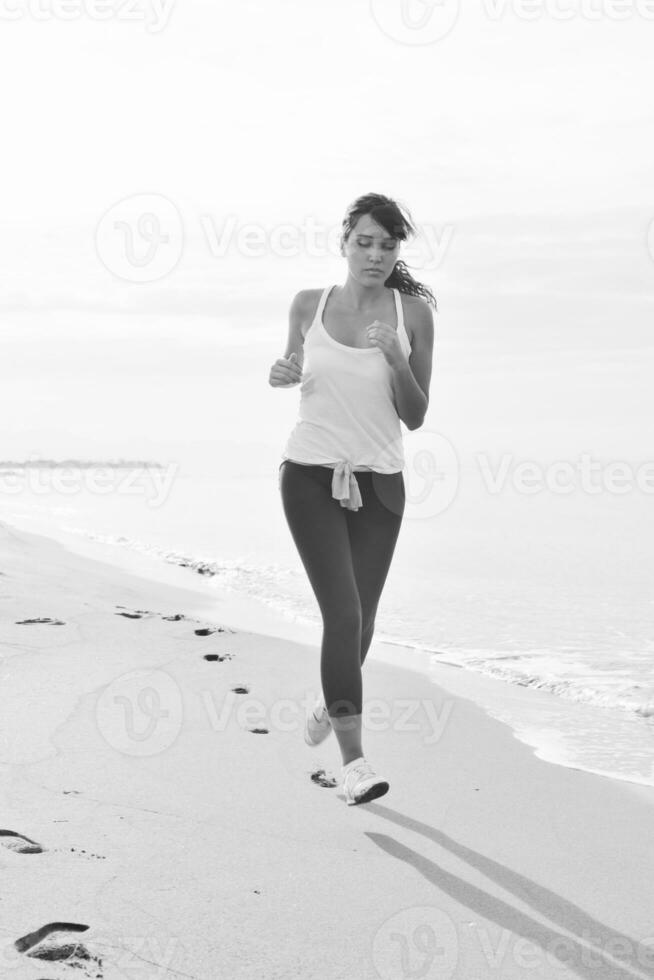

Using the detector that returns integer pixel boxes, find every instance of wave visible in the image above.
[441,654,654,718]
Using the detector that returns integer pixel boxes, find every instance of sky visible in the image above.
[1,0,653,465]
[1,0,652,224]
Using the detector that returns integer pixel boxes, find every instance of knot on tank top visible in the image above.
[331,460,363,511]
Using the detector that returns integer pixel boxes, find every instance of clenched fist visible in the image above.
[269,351,303,387]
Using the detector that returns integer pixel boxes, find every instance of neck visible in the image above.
[339,277,388,311]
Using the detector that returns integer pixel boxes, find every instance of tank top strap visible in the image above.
[393,288,411,354]
[312,284,335,329]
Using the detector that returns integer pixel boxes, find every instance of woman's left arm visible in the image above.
[390,300,435,430]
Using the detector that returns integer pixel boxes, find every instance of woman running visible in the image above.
[269,192,436,805]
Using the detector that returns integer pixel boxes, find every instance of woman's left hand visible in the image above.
[366,320,405,369]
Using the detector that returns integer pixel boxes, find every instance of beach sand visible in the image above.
[1,520,653,980]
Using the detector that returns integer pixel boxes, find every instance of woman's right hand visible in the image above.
[269,351,303,387]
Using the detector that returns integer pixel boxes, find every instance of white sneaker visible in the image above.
[341,756,389,806]
[304,695,332,747]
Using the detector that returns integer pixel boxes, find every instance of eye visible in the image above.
[357,237,397,249]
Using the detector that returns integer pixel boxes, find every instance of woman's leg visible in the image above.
[279,462,365,763]
[346,471,405,667]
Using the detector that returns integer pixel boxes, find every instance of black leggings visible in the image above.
[278,460,405,718]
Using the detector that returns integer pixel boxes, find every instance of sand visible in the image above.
[1,519,654,980]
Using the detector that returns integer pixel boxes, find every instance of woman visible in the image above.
[269,192,436,805]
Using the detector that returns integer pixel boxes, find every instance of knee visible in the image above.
[361,610,376,638]
[323,602,362,635]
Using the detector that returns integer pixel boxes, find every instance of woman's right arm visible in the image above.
[268,291,307,387]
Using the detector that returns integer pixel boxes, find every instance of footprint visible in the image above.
[232,685,249,694]
[310,768,337,788]
[115,606,152,619]
[162,613,185,621]
[27,939,97,966]
[249,728,269,734]
[14,922,89,955]
[204,653,233,662]
[0,829,44,854]
[15,618,65,626]
[194,627,225,636]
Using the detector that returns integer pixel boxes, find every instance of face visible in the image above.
[341,213,400,285]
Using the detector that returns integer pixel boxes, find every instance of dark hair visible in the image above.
[340,192,437,310]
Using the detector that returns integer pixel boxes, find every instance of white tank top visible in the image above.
[281,284,412,511]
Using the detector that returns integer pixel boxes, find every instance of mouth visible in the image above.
[365,269,383,275]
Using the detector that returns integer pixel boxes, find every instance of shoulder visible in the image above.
[396,291,434,347]
[291,288,324,313]
[290,288,328,339]
[401,292,433,320]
